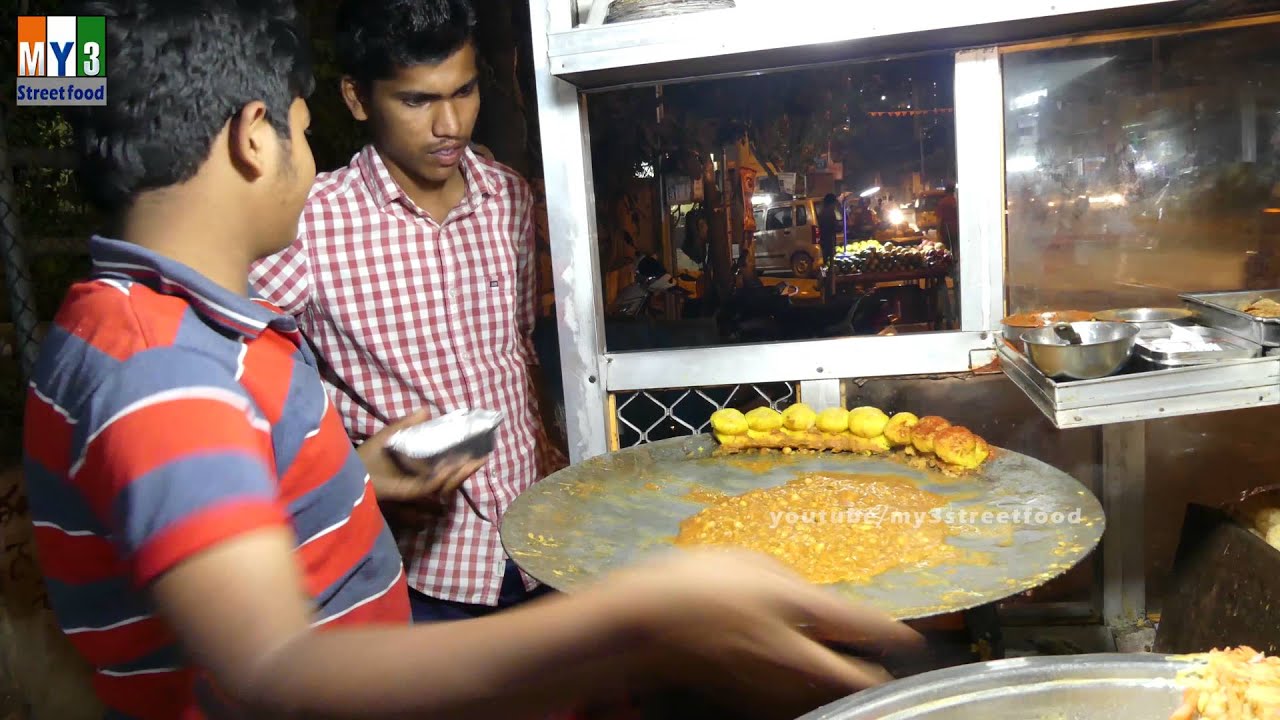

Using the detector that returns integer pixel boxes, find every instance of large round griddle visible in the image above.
[501,435,1104,619]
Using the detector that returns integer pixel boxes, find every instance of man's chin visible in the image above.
[409,164,458,186]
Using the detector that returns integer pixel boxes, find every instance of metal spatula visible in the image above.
[1053,323,1083,345]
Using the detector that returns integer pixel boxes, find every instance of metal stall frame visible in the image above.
[528,0,1242,630]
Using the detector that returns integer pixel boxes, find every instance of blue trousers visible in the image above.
[408,559,554,622]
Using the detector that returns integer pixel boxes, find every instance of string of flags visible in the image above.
[866,108,954,117]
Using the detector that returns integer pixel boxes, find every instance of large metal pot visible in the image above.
[796,653,1192,719]
[1021,321,1139,380]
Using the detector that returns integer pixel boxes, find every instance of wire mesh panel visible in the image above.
[614,381,795,449]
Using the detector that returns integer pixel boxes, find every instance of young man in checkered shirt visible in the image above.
[251,0,567,621]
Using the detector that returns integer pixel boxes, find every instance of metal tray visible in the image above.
[998,343,1280,429]
[797,653,1197,719]
[1181,289,1280,347]
[1134,323,1262,367]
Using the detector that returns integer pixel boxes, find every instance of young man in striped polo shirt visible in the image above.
[22,2,918,718]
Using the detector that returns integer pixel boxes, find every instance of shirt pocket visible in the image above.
[466,275,518,354]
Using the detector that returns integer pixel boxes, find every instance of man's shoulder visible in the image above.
[299,151,375,229]
[473,153,532,204]
[31,280,241,420]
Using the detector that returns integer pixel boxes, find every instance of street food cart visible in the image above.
[525,0,1280,715]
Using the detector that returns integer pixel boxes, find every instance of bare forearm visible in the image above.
[242,589,654,719]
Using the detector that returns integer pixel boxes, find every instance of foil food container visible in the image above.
[385,410,503,468]
[1135,323,1262,367]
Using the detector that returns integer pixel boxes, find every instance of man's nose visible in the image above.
[433,100,461,139]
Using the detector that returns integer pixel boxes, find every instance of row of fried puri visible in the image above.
[709,404,991,470]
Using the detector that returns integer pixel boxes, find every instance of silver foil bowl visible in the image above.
[1022,321,1139,380]
[385,409,503,472]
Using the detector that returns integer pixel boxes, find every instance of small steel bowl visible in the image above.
[1022,321,1139,380]
[1093,307,1193,329]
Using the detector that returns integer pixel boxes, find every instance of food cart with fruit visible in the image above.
[524,1,1280,717]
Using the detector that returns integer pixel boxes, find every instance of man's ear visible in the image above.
[228,100,274,179]
[341,76,370,122]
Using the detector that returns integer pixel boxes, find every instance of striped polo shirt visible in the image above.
[23,236,410,719]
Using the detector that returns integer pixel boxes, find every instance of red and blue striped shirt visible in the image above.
[23,236,410,719]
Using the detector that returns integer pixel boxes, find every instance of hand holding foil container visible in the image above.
[384,409,503,473]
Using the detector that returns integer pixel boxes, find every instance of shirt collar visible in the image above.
[356,144,497,213]
[88,235,296,340]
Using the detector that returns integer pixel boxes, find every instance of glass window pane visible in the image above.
[588,54,962,351]
[1003,23,1280,313]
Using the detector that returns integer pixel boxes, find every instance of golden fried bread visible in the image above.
[883,412,919,447]
[848,406,890,439]
[709,408,748,436]
[745,407,783,432]
[781,403,817,432]
[710,404,990,472]
[815,408,850,434]
[933,426,991,470]
[911,416,952,454]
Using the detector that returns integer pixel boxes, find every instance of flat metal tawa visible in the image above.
[501,435,1104,619]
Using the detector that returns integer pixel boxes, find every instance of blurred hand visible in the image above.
[598,548,923,714]
[357,409,489,511]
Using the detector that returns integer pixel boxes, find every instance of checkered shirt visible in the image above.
[250,145,563,605]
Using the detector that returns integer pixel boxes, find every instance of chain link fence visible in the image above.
[0,110,97,465]
[614,382,796,448]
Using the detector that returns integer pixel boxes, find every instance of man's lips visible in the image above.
[430,145,464,163]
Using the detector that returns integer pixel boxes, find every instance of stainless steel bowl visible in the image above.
[1094,307,1193,329]
[796,653,1195,719]
[1021,321,1139,380]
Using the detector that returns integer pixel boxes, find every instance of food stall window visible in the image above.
[588,52,962,353]
[1001,18,1280,611]
[1002,22,1280,316]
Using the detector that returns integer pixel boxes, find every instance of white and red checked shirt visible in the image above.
[250,145,561,605]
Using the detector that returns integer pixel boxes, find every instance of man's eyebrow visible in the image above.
[392,77,479,102]
[450,76,479,95]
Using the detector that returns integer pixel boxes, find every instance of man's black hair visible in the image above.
[823,193,837,205]
[335,0,477,87]
[68,0,315,215]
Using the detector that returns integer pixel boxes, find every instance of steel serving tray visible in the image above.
[1134,324,1262,367]
[1181,289,1280,347]
[998,343,1280,429]
[796,653,1199,719]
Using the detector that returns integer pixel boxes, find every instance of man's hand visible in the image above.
[595,548,924,716]
[357,409,489,507]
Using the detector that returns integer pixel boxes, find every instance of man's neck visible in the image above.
[120,195,254,297]
[377,148,468,223]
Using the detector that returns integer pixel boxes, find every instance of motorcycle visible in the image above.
[608,256,690,321]
[716,279,892,343]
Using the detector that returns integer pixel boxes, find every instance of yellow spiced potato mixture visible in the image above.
[674,472,966,584]
[1171,646,1280,720]
[710,403,992,475]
